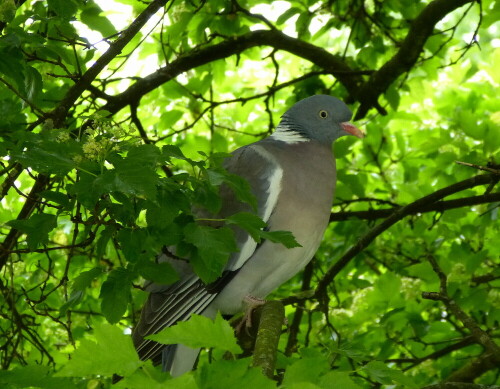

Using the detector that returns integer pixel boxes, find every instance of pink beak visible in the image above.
[341,122,365,138]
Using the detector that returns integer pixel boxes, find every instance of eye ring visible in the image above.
[318,110,328,119]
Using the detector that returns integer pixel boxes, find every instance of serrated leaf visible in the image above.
[195,358,275,389]
[224,172,258,211]
[147,312,241,354]
[259,230,301,248]
[96,225,116,258]
[7,213,57,249]
[0,365,73,389]
[110,155,159,200]
[57,323,142,377]
[116,360,196,389]
[362,361,417,388]
[161,110,184,128]
[226,212,300,248]
[60,267,103,314]
[81,3,117,37]
[135,260,179,285]
[276,7,301,25]
[100,268,133,323]
[23,66,43,103]
[12,138,80,176]
[162,144,188,160]
[282,349,330,387]
[183,223,237,283]
[319,371,362,389]
[40,190,70,208]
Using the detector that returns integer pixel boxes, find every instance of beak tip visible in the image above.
[341,122,365,139]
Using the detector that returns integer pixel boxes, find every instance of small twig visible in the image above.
[422,255,500,363]
[455,161,500,175]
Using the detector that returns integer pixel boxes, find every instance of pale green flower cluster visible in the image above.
[56,131,70,143]
[447,263,469,283]
[79,121,133,162]
[400,277,422,300]
[350,286,374,315]
[487,289,500,309]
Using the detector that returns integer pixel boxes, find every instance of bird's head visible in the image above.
[273,95,364,145]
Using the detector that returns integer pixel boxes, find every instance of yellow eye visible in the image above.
[319,110,328,119]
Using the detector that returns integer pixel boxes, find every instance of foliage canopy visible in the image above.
[0,0,499,388]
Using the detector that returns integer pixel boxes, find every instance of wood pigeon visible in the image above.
[132,95,364,376]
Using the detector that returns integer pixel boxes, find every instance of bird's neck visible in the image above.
[270,121,310,144]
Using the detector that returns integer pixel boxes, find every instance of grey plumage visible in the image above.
[132,95,364,376]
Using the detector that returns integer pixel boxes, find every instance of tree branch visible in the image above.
[354,0,475,119]
[50,0,171,127]
[313,173,498,300]
[252,300,285,379]
[102,29,362,115]
[330,192,500,222]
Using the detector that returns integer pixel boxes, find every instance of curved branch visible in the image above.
[314,173,498,299]
[102,29,362,114]
[330,192,500,222]
[354,0,475,119]
[252,300,285,378]
[50,0,171,126]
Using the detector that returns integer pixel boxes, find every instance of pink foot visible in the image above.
[236,295,266,332]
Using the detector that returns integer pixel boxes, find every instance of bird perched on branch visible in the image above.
[132,95,364,376]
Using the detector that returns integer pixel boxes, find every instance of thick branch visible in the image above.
[314,173,498,298]
[50,0,170,126]
[423,383,500,389]
[330,192,500,222]
[0,1,170,272]
[252,300,285,379]
[423,255,500,363]
[102,29,361,114]
[355,0,474,119]
[445,353,499,383]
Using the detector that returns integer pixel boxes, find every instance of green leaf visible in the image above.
[0,0,16,23]
[362,361,417,388]
[260,230,302,248]
[160,110,184,129]
[7,213,57,249]
[57,323,142,377]
[99,268,133,324]
[226,212,301,248]
[11,135,81,176]
[47,0,78,19]
[116,360,197,389]
[23,66,43,103]
[117,228,153,262]
[282,349,330,387]
[195,358,275,389]
[0,365,73,389]
[110,149,159,199]
[0,45,25,90]
[40,190,71,208]
[318,371,362,389]
[81,2,118,37]
[183,223,237,283]
[147,312,242,354]
[60,267,103,314]
[135,260,179,285]
[276,7,301,25]
[223,172,258,211]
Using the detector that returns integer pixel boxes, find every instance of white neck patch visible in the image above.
[270,126,309,144]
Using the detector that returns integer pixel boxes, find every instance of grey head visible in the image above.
[271,95,364,145]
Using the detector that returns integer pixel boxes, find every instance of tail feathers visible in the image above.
[162,344,201,377]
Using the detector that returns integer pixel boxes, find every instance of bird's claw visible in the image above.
[235,295,266,333]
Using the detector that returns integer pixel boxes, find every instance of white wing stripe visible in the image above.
[251,144,283,223]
